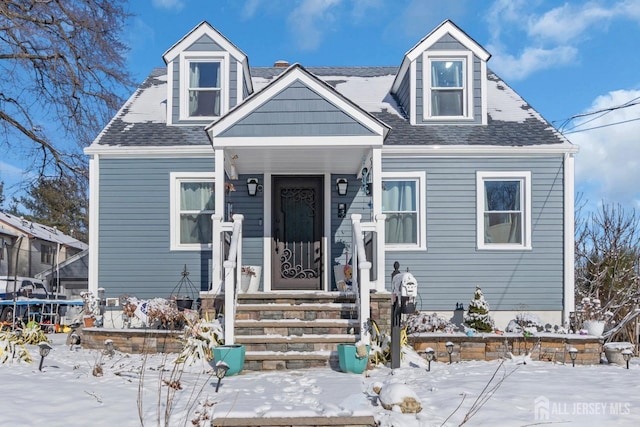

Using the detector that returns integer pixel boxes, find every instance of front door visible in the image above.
[272,176,323,290]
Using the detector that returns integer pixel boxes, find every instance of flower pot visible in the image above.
[240,266,261,293]
[604,342,634,366]
[83,316,95,327]
[337,343,370,374]
[175,298,193,311]
[583,320,605,336]
[211,344,245,376]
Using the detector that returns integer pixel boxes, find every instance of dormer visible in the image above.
[162,22,253,126]
[391,20,491,125]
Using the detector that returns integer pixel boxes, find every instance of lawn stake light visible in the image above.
[391,263,417,369]
[38,342,53,372]
[104,339,114,357]
[568,347,578,367]
[446,341,454,364]
[425,347,435,372]
[622,349,632,370]
[214,361,230,392]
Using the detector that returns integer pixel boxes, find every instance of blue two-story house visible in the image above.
[85,20,577,353]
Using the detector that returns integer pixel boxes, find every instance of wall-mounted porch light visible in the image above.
[336,178,348,196]
[247,178,259,196]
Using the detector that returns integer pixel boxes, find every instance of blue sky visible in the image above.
[2,0,640,214]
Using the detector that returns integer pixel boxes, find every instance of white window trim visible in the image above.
[179,51,229,121]
[476,171,532,251]
[170,172,215,251]
[382,171,427,251]
[422,51,473,121]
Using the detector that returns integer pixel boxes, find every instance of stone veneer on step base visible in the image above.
[200,291,393,333]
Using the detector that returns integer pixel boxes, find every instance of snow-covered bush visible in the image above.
[175,313,223,366]
[464,286,495,333]
[405,312,457,334]
[121,296,184,329]
[505,312,544,333]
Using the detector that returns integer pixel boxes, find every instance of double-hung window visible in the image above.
[188,61,221,117]
[170,173,215,250]
[179,52,228,120]
[382,172,426,250]
[424,52,472,120]
[477,171,531,250]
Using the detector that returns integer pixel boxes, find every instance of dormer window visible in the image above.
[179,52,229,121]
[430,59,464,116]
[188,61,221,117]
[423,51,473,120]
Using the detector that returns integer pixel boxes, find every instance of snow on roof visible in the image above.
[121,73,167,124]
[322,75,402,117]
[0,211,87,249]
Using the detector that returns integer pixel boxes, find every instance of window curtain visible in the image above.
[189,63,200,116]
[180,182,214,244]
[383,181,417,244]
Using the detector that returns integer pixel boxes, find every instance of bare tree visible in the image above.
[575,202,640,330]
[0,0,134,179]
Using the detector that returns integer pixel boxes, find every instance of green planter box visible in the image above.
[212,344,245,376]
[337,343,370,374]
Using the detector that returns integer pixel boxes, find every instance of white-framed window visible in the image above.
[179,52,228,120]
[381,172,427,250]
[170,172,215,251]
[476,171,532,250]
[423,51,473,120]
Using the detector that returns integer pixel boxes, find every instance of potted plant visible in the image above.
[80,291,100,327]
[579,297,608,336]
[240,266,261,293]
[337,341,370,374]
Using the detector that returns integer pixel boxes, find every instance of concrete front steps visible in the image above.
[234,292,361,370]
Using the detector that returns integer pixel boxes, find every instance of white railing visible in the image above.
[211,214,244,344]
[351,213,386,345]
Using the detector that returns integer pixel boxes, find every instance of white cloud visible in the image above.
[287,0,342,51]
[486,44,577,80]
[570,89,640,209]
[527,3,616,44]
[485,0,638,81]
[151,0,185,11]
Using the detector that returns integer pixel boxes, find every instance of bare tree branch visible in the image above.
[0,0,134,180]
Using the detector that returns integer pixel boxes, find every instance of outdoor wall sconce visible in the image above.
[425,347,435,371]
[337,203,347,218]
[214,360,230,392]
[445,341,454,364]
[336,178,348,196]
[568,347,578,367]
[247,178,259,196]
[622,349,632,369]
[38,342,53,371]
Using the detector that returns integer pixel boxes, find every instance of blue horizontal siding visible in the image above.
[98,157,214,299]
[382,155,565,312]
[220,80,375,137]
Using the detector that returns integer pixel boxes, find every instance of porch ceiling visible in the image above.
[226,145,371,175]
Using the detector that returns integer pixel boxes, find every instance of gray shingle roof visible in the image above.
[91,65,570,148]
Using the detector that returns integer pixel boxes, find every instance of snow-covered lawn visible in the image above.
[1,333,639,427]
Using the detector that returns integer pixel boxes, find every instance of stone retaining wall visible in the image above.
[81,327,183,353]
[409,333,604,365]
